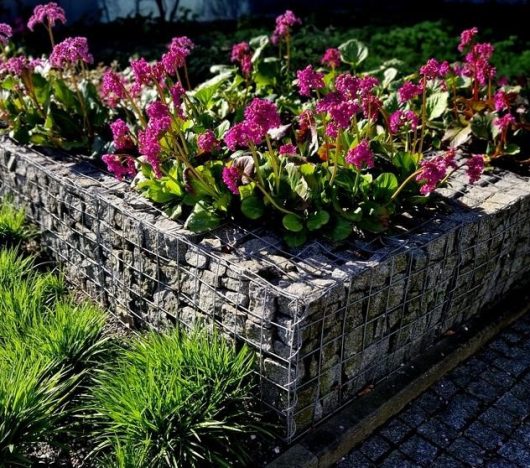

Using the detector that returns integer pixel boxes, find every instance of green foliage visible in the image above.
[91,329,261,467]
[0,198,32,245]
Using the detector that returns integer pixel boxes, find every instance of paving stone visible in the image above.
[415,391,445,415]
[400,435,439,465]
[379,419,412,445]
[513,422,530,448]
[446,437,486,465]
[431,379,459,400]
[485,457,519,467]
[359,435,392,462]
[492,355,530,378]
[399,405,429,428]
[380,451,417,468]
[466,378,504,403]
[481,367,517,389]
[432,454,463,467]
[479,407,520,436]
[498,440,530,466]
[417,418,458,448]
[336,450,372,468]
[495,393,530,419]
[437,393,482,431]
[465,421,505,451]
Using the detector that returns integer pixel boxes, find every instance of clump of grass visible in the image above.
[0,343,71,466]
[91,329,261,467]
[0,198,33,245]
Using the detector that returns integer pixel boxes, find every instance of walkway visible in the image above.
[338,312,530,467]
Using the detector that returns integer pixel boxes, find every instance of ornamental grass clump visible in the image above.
[0,2,107,151]
[91,329,261,467]
[0,198,32,245]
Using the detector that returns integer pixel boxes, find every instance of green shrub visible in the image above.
[0,343,71,466]
[91,329,260,467]
[0,199,32,245]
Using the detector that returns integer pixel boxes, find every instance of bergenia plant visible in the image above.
[0,2,107,151]
[98,12,530,247]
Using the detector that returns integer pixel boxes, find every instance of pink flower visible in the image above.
[316,92,343,113]
[146,100,170,129]
[279,143,297,156]
[197,130,219,153]
[244,98,281,136]
[271,10,301,45]
[466,154,484,184]
[101,70,127,107]
[321,48,341,68]
[416,155,449,195]
[138,127,162,178]
[346,140,374,170]
[222,166,241,195]
[50,36,93,68]
[420,58,451,80]
[102,154,136,180]
[335,73,359,100]
[131,58,165,89]
[328,101,360,129]
[358,76,379,96]
[231,41,252,77]
[2,56,30,76]
[0,23,13,46]
[110,119,133,150]
[27,2,66,31]
[398,81,423,103]
[495,113,516,132]
[361,94,382,122]
[325,122,338,139]
[224,122,262,150]
[458,27,478,52]
[389,110,419,134]
[463,42,495,86]
[494,90,510,112]
[296,65,325,97]
[161,36,194,75]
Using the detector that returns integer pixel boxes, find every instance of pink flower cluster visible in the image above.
[279,143,297,156]
[346,140,374,170]
[416,149,456,195]
[398,81,423,103]
[110,119,133,150]
[231,42,252,77]
[458,27,478,53]
[102,154,136,180]
[0,23,13,46]
[222,165,241,195]
[162,36,194,75]
[321,48,341,68]
[466,154,484,184]
[461,32,496,86]
[494,90,510,112]
[419,58,451,80]
[27,2,66,31]
[224,98,281,151]
[297,65,325,97]
[495,113,516,132]
[389,110,419,134]
[50,36,93,68]
[0,56,40,76]
[101,70,127,107]
[197,129,219,153]
[271,10,301,45]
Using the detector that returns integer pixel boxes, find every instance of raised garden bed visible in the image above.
[1,137,529,442]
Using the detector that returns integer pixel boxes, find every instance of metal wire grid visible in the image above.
[1,142,528,443]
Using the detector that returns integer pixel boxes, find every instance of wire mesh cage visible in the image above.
[1,138,529,442]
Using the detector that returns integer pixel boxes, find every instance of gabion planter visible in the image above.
[1,137,529,442]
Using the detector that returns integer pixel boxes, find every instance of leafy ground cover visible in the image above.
[0,4,528,248]
[0,198,264,467]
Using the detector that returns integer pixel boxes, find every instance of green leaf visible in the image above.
[307,210,330,231]
[285,163,310,200]
[443,125,472,148]
[164,204,182,220]
[282,214,304,232]
[339,39,369,67]
[392,152,420,176]
[373,173,398,201]
[470,113,493,140]
[184,203,221,232]
[249,35,270,63]
[382,68,398,88]
[284,230,307,248]
[240,196,264,220]
[52,79,77,110]
[330,217,352,242]
[426,91,449,120]
[504,143,520,155]
[1,76,17,91]
[192,72,231,108]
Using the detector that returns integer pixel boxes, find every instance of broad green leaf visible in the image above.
[470,113,493,140]
[504,143,520,155]
[426,91,449,120]
[330,217,352,242]
[307,210,330,231]
[241,196,264,220]
[382,68,398,88]
[192,72,231,108]
[374,173,398,201]
[282,214,304,232]
[339,39,369,67]
[185,204,221,232]
[284,230,307,248]
[250,35,270,63]
[443,125,472,148]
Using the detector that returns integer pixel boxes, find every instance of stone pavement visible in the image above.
[338,312,530,467]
